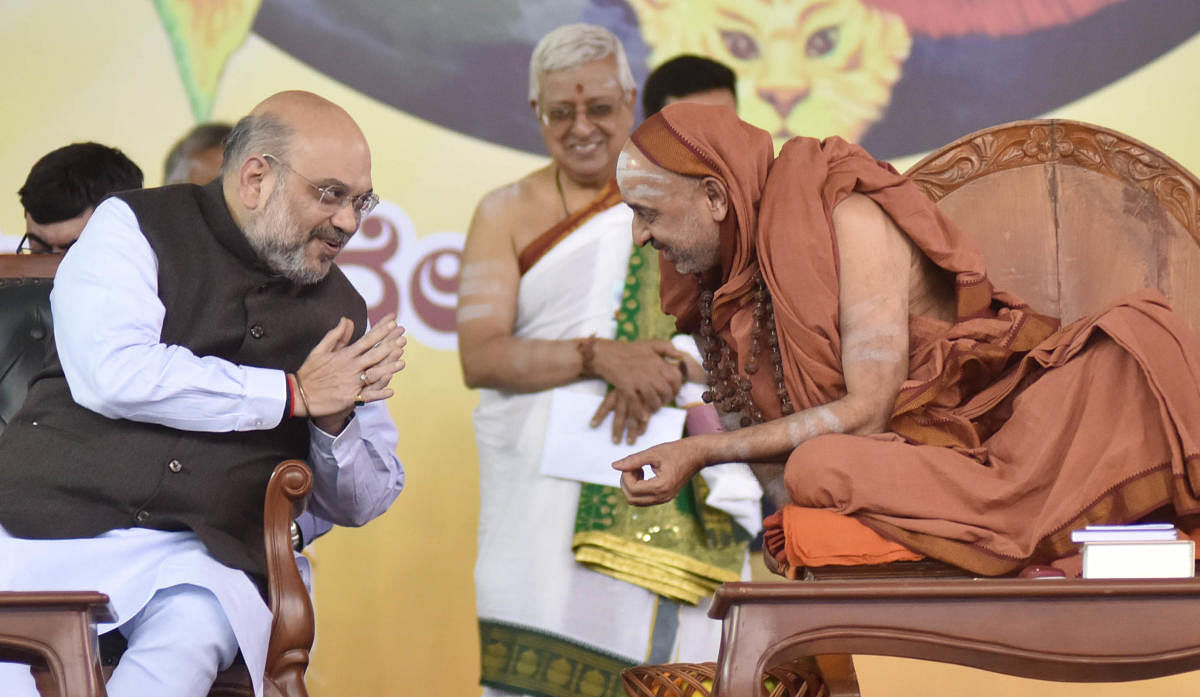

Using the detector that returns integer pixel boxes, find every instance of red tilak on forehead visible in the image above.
[576,83,584,93]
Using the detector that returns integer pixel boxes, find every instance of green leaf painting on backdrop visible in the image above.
[152,0,264,120]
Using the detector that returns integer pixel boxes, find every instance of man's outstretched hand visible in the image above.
[612,436,710,506]
[293,313,407,433]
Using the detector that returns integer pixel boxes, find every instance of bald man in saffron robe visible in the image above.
[613,103,1200,576]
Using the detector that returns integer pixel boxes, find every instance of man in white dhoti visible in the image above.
[457,24,760,697]
[0,90,406,697]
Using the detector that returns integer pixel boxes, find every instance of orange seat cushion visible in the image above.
[764,506,924,571]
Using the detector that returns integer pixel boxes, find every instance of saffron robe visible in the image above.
[631,104,1200,575]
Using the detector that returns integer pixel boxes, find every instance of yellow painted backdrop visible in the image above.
[2,3,1200,696]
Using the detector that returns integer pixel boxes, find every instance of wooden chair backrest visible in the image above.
[905,119,1200,333]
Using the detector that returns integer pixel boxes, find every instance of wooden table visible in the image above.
[708,578,1200,697]
[0,591,115,697]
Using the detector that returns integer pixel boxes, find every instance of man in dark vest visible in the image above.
[0,90,406,697]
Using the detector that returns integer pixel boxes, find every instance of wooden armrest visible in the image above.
[262,459,314,697]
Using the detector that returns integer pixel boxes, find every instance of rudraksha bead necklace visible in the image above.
[697,271,795,427]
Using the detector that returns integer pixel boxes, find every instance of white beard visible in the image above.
[244,181,336,286]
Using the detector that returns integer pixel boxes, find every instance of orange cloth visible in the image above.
[763,509,923,574]
[631,104,1200,575]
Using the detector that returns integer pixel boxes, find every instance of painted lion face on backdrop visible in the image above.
[627,0,912,149]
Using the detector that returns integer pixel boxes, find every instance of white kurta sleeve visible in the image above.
[52,197,286,432]
[306,402,405,527]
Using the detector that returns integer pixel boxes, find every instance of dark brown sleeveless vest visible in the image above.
[0,181,367,584]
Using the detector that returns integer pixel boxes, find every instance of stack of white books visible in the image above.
[1071,523,1196,579]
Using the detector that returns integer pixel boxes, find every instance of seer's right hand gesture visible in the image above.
[293,313,407,434]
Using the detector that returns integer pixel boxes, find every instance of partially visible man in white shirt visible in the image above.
[0,90,406,697]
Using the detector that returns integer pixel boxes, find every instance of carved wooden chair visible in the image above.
[0,253,316,697]
[622,119,1200,697]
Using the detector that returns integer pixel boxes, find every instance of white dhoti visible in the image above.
[474,203,735,697]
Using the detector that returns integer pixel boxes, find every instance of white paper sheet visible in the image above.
[538,387,686,488]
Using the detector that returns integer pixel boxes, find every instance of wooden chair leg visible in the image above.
[813,655,858,697]
[0,591,114,697]
[32,663,63,697]
[713,607,776,697]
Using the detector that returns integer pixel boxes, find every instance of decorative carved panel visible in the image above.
[907,120,1200,246]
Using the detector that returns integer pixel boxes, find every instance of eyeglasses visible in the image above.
[537,93,631,129]
[261,154,379,218]
[16,232,59,255]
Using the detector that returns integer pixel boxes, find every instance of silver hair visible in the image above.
[221,113,295,179]
[163,122,232,185]
[528,23,635,103]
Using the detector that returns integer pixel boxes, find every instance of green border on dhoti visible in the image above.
[479,620,634,697]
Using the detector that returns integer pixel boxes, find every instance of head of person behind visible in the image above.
[220,90,379,286]
[642,54,738,118]
[529,23,637,189]
[17,142,143,254]
[163,122,233,186]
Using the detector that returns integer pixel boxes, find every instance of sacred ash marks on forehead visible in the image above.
[616,146,675,200]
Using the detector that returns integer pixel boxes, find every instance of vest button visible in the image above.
[250,324,265,339]
[30,326,46,340]
[135,510,151,522]
[168,459,182,473]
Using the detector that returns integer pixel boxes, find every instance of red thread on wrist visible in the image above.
[285,373,296,418]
